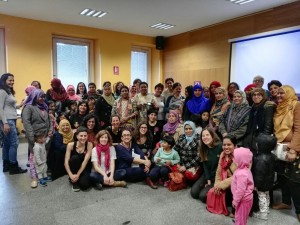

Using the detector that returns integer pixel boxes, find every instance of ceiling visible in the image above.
[0,0,297,37]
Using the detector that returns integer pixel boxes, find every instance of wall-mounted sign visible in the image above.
[113,66,119,75]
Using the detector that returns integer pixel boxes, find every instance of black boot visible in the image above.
[9,162,27,175]
[3,160,10,172]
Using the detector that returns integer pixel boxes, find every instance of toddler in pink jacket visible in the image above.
[231,147,254,225]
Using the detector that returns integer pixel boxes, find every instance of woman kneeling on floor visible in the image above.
[90,130,127,190]
[64,126,92,192]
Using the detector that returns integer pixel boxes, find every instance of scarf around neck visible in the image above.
[96,143,110,172]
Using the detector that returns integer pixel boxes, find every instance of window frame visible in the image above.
[52,35,94,83]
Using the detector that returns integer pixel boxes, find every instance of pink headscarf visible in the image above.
[163,110,180,134]
[67,85,81,101]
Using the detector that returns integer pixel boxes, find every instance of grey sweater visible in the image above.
[0,89,18,123]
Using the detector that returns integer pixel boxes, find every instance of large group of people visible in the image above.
[0,73,300,224]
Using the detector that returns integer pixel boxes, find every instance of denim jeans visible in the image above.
[1,119,19,163]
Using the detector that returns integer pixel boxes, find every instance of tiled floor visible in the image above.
[0,141,299,225]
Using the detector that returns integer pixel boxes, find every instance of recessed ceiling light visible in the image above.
[80,8,108,18]
[228,0,255,5]
[0,0,8,2]
[151,23,175,30]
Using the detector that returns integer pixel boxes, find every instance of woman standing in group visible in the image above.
[153,83,165,123]
[66,85,81,101]
[115,129,151,182]
[191,127,222,202]
[90,130,127,190]
[185,84,211,121]
[219,90,251,146]
[81,114,100,146]
[134,82,158,123]
[164,82,185,120]
[173,121,202,182]
[64,126,92,192]
[147,108,164,151]
[243,88,276,153]
[209,87,231,132]
[76,82,87,100]
[267,80,282,104]
[182,85,194,121]
[95,81,115,129]
[227,82,240,102]
[112,86,138,131]
[273,85,300,222]
[0,73,27,174]
[22,89,53,187]
[46,78,69,112]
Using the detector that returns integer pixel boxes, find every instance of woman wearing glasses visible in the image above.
[115,129,151,182]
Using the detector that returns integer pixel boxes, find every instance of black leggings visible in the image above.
[190,175,213,203]
[69,155,90,190]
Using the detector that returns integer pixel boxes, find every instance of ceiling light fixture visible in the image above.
[228,0,255,5]
[151,23,175,30]
[0,0,8,2]
[80,8,108,18]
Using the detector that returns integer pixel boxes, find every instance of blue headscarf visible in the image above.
[186,84,210,114]
[184,120,196,143]
[24,89,48,111]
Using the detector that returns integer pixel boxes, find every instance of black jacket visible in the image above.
[252,154,275,192]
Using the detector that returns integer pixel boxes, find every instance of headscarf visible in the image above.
[210,87,230,119]
[58,119,74,144]
[23,89,48,111]
[25,86,36,95]
[50,78,68,101]
[102,93,115,106]
[187,84,210,114]
[244,84,256,92]
[274,85,298,142]
[66,85,81,101]
[184,121,196,143]
[209,81,221,103]
[163,110,180,134]
[225,90,250,133]
[96,143,110,173]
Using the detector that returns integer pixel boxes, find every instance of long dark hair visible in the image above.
[199,127,220,161]
[0,73,15,95]
[81,113,100,134]
[133,121,153,143]
[76,82,87,95]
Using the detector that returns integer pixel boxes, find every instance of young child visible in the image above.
[190,114,202,135]
[33,134,52,187]
[87,96,96,113]
[201,111,209,129]
[252,134,277,220]
[147,136,180,189]
[66,100,78,120]
[231,147,254,225]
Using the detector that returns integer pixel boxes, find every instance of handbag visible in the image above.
[206,188,229,215]
[168,171,187,191]
[185,167,202,181]
[272,143,288,161]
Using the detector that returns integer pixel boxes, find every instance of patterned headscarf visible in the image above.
[23,89,48,111]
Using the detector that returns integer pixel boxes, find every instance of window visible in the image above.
[52,36,94,88]
[0,28,5,75]
[131,46,151,85]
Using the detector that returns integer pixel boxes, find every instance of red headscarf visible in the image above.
[244,84,256,92]
[50,78,68,101]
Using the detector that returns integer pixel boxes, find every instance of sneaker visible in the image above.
[164,181,170,187]
[252,212,268,220]
[72,184,80,192]
[31,179,38,188]
[43,176,52,182]
[95,183,103,190]
[38,178,47,187]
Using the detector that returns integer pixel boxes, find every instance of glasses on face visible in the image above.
[253,79,262,83]
[253,93,262,97]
